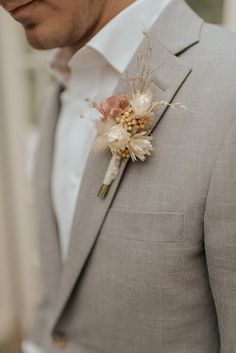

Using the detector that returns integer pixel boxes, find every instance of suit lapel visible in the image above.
[51,32,194,327]
[153,0,203,55]
[35,82,63,300]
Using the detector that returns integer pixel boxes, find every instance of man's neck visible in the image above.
[67,0,135,56]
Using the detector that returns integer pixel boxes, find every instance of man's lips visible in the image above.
[6,0,35,13]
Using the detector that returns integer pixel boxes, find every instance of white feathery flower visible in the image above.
[93,119,117,152]
[129,131,153,162]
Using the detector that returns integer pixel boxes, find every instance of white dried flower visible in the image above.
[104,124,131,153]
[130,89,157,118]
[129,131,153,162]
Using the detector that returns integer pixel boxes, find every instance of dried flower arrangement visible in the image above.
[93,34,187,198]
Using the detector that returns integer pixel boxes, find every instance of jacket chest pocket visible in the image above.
[100,209,184,243]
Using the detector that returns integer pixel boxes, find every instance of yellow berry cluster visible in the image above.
[116,147,130,159]
[114,106,151,159]
[116,107,149,134]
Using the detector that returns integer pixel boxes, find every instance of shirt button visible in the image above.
[53,332,68,349]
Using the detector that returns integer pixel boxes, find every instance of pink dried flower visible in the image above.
[95,94,129,120]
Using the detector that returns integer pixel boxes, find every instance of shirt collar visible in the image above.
[49,0,172,84]
[85,0,172,74]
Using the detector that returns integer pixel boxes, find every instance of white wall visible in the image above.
[0,9,42,340]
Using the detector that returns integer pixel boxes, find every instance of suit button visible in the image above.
[53,332,68,348]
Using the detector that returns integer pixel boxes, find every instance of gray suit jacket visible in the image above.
[30,1,236,352]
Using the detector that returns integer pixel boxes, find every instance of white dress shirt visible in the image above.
[23,0,171,352]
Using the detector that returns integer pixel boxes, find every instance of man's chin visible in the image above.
[24,27,58,50]
[25,34,47,50]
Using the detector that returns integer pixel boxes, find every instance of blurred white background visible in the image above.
[0,0,235,351]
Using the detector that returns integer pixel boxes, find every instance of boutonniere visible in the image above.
[92,37,156,199]
[93,35,186,199]
[95,90,155,198]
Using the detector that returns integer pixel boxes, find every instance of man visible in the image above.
[1,0,236,352]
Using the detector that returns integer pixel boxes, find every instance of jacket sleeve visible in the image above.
[204,117,236,352]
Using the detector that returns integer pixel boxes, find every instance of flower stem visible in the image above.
[97,184,111,199]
